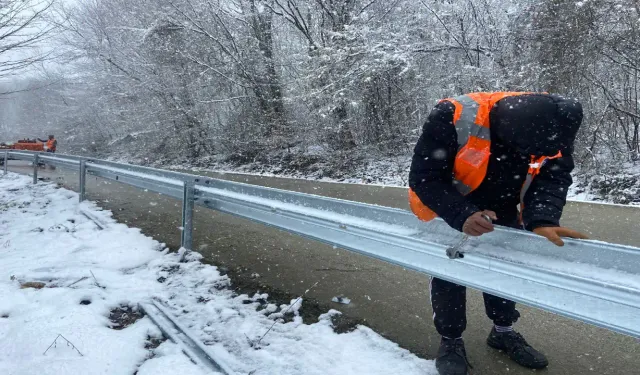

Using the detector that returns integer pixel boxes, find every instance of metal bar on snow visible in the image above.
[139,301,234,375]
[79,209,107,230]
[3,151,7,174]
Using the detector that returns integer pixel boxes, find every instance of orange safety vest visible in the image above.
[46,139,56,151]
[409,92,562,224]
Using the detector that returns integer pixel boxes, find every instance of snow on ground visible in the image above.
[0,173,435,375]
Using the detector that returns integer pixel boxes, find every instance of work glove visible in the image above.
[533,226,589,246]
[462,210,498,236]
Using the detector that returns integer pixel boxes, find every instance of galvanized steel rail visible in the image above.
[140,301,235,374]
[4,151,640,340]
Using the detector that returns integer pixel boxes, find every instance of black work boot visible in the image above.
[487,328,549,369]
[435,337,471,375]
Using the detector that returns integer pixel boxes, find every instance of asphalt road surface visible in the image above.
[7,162,640,375]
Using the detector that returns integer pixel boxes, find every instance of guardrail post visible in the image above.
[79,160,87,202]
[33,154,39,184]
[3,151,7,174]
[181,181,195,252]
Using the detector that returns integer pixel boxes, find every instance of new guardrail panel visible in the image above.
[4,150,640,339]
[85,162,184,200]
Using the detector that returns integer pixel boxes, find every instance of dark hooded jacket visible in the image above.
[408,93,583,232]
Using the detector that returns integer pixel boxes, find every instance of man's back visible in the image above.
[409,93,579,231]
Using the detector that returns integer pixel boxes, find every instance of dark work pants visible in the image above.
[429,215,523,338]
[429,216,522,338]
[430,277,520,338]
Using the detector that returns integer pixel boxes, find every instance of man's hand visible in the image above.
[462,210,498,236]
[533,226,589,246]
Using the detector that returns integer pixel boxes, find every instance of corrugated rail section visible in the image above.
[5,151,640,340]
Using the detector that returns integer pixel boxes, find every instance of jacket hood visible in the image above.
[490,94,583,157]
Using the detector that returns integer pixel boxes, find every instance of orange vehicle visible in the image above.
[1,139,49,166]
[12,139,45,152]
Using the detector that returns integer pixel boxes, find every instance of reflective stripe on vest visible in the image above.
[448,94,493,196]
[454,95,491,148]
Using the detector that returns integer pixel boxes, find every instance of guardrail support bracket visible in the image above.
[33,154,39,184]
[181,181,195,251]
[79,160,87,202]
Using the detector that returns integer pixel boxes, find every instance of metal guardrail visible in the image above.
[4,151,640,340]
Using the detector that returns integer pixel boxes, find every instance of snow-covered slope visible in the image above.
[0,173,435,375]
